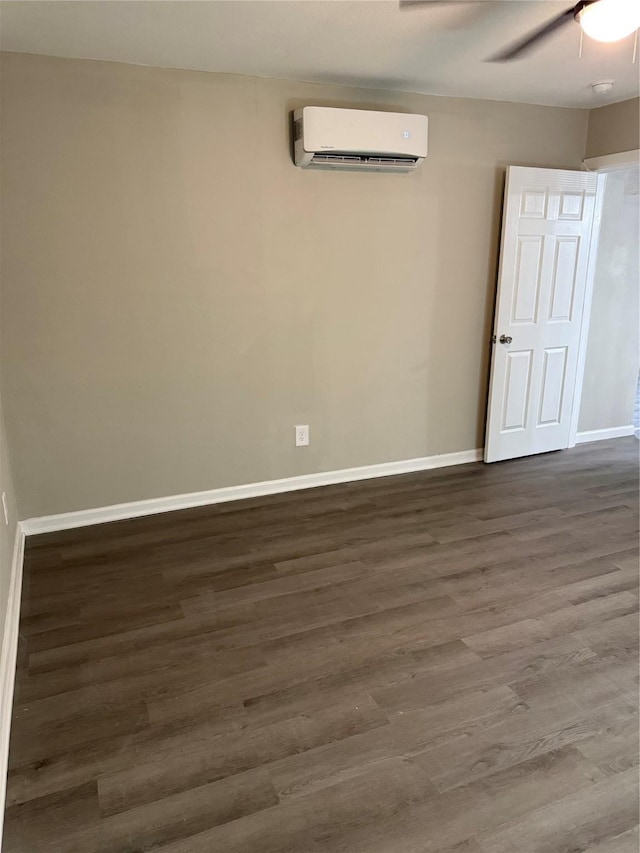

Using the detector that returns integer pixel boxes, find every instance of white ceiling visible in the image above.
[1,0,639,108]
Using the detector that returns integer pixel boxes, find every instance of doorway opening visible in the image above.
[577,163,639,445]
[485,159,639,463]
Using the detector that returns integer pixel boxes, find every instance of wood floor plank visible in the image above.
[17,635,268,702]
[509,661,630,713]
[574,697,640,778]
[268,724,399,799]
[386,685,528,756]
[2,782,100,853]
[242,638,480,728]
[151,755,439,853]
[4,437,638,852]
[7,696,151,767]
[23,601,186,654]
[478,766,639,853]
[93,769,278,853]
[427,506,567,544]
[462,591,639,657]
[97,695,389,816]
[408,701,605,792]
[583,825,640,853]
[323,746,606,853]
[553,566,639,605]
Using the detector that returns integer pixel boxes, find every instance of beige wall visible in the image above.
[1,52,589,518]
[579,169,640,433]
[586,97,640,159]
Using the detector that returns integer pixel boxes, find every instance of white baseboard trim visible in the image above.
[22,448,483,536]
[0,523,25,844]
[575,425,635,444]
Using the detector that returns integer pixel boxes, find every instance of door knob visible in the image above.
[499,334,513,344]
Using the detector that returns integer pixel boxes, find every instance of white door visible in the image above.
[485,166,603,463]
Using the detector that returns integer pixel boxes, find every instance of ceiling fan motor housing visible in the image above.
[573,0,597,22]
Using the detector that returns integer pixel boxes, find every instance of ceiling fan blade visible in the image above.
[487,6,576,62]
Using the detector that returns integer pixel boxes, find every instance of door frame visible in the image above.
[583,149,640,172]
[566,170,607,448]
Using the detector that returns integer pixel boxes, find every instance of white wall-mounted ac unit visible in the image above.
[293,107,428,173]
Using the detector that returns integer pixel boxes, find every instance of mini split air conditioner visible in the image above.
[293,107,428,173]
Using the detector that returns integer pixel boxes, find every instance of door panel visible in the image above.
[485,167,602,463]
[538,346,568,426]
[512,237,543,324]
[549,237,579,322]
[502,350,533,432]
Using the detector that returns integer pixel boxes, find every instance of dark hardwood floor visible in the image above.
[4,438,639,853]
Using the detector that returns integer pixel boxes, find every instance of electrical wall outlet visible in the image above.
[295,425,310,447]
[2,492,8,526]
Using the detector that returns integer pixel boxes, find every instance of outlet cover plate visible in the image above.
[295,425,309,447]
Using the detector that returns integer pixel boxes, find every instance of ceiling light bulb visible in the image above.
[578,0,640,43]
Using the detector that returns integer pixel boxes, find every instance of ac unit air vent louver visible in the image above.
[367,156,419,166]
[309,153,419,170]
[311,154,363,164]
[293,107,428,173]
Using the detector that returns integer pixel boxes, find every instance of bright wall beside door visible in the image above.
[579,168,640,433]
